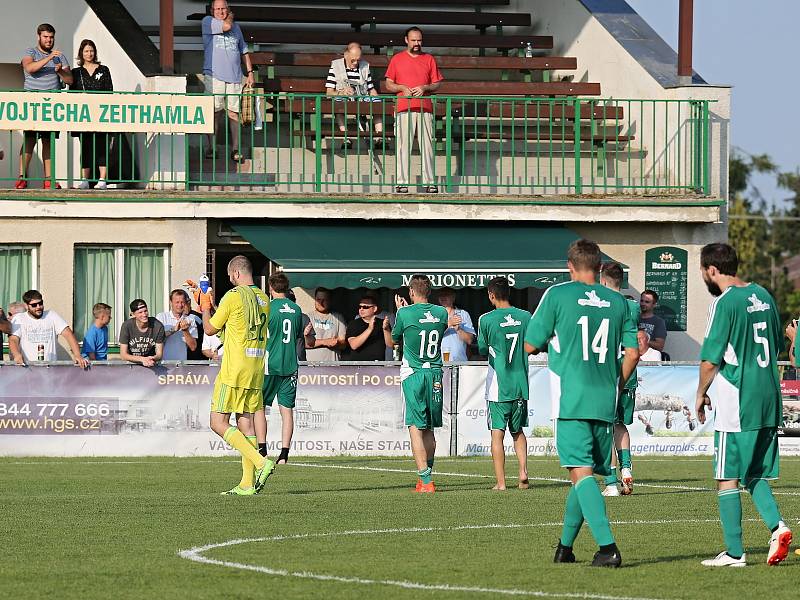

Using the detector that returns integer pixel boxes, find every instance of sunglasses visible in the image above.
[28,301,43,308]
[358,304,376,310]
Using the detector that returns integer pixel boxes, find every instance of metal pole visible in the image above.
[159,0,175,74]
[677,0,693,80]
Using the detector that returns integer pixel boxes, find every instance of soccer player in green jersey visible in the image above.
[383,274,448,493]
[524,240,638,567]
[477,276,532,491]
[599,262,640,497]
[200,255,275,496]
[255,273,312,465]
[695,243,792,567]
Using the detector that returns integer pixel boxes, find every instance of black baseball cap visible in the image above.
[129,299,148,313]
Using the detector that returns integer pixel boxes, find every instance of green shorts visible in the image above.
[402,368,443,430]
[488,399,528,433]
[555,418,613,477]
[262,372,298,409]
[714,428,779,482]
[615,388,635,425]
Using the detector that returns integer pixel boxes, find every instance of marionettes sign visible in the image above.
[0,91,214,134]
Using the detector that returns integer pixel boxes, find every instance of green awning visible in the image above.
[232,220,626,289]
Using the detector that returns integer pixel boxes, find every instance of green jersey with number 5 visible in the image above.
[266,297,304,376]
[391,303,448,376]
[699,283,783,432]
[477,307,532,401]
[525,281,638,422]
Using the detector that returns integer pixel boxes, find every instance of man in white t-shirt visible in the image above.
[305,287,346,361]
[638,330,662,361]
[156,289,198,361]
[202,331,223,360]
[8,290,88,368]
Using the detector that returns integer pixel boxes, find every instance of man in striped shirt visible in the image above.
[18,24,73,189]
[325,42,384,150]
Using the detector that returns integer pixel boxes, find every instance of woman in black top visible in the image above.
[70,39,113,189]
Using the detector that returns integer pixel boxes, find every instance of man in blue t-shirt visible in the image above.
[201,1,254,162]
[18,23,73,190]
[82,303,111,361]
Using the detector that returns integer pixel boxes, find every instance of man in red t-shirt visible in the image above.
[385,27,444,194]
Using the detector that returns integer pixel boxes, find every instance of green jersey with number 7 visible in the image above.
[392,303,449,375]
[525,281,638,422]
[699,283,783,432]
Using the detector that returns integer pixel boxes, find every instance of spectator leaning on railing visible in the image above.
[384,26,443,194]
[119,299,165,367]
[18,23,73,190]
[325,42,384,150]
[8,290,87,368]
[82,303,111,361]
[70,39,113,190]
[201,0,254,163]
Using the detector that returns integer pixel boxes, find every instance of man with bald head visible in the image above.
[325,42,384,150]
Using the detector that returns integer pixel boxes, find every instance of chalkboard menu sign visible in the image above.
[644,246,688,331]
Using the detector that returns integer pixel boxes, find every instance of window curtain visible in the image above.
[124,248,165,317]
[73,248,116,342]
[0,247,33,310]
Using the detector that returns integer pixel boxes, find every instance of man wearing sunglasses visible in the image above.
[345,294,387,361]
[8,290,87,368]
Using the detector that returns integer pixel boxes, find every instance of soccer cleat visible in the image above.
[553,543,576,563]
[602,484,620,497]
[591,548,622,568]
[220,485,256,496]
[415,481,435,493]
[254,459,276,493]
[767,525,792,565]
[701,551,746,567]
[620,468,633,495]
[14,179,27,189]
[415,479,423,492]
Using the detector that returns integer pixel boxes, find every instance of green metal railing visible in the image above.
[0,91,712,196]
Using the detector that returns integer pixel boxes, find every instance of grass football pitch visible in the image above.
[3,455,800,599]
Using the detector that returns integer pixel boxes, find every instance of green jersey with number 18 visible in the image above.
[699,283,783,432]
[266,297,304,376]
[477,307,532,401]
[391,303,448,379]
[525,281,638,422]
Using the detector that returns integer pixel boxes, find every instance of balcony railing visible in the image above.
[0,91,711,196]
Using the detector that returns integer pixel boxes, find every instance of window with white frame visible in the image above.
[0,245,38,309]
[73,246,170,342]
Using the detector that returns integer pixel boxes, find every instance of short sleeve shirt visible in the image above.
[11,310,69,361]
[156,311,199,361]
[23,46,70,91]
[477,307,532,402]
[209,285,270,389]
[266,298,304,376]
[391,303,448,377]
[118,317,166,357]
[81,324,109,360]
[441,308,475,362]
[622,298,641,390]
[306,310,346,362]
[345,317,386,361]
[639,314,667,342]
[384,52,444,113]
[201,16,248,83]
[525,282,637,422]
[699,283,783,431]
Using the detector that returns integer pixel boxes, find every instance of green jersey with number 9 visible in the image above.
[700,283,783,432]
[525,281,638,422]
[391,303,448,377]
[266,297,304,376]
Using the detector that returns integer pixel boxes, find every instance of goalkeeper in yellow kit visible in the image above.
[198,255,275,495]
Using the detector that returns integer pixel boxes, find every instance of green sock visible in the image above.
[718,489,744,558]
[618,449,632,470]
[418,467,432,484]
[604,472,619,486]
[574,476,615,547]
[427,457,435,470]
[746,479,782,531]
[560,487,584,547]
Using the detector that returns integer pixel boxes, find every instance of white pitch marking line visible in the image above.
[180,520,728,600]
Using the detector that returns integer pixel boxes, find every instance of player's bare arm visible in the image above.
[695,360,718,424]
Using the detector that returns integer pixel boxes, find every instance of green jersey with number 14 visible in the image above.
[525,281,638,422]
[699,283,783,432]
[392,303,448,377]
[266,297,304,376]
[478,307,532,401]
